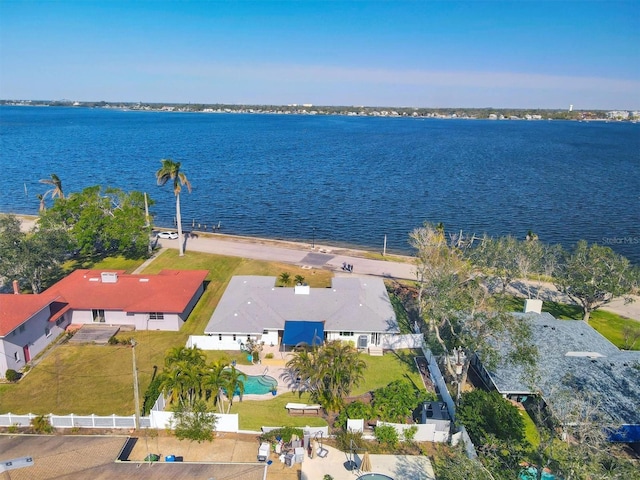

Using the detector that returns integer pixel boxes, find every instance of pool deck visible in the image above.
[298,444,436,480]
[234,353,293,400]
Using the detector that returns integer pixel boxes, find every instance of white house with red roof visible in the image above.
[0,269,208,379]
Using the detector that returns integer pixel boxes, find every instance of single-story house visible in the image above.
[0,287,71,379]
[0,269,208,378]
[473,312,640,443]
[201,276,403,352]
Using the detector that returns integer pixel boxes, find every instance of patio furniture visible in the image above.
[285,402,321,415]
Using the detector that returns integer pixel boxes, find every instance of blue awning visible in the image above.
[282,321,325,346]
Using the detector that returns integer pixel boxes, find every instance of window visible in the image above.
[45,327,51,337]
[149,312,164,320]
[92,309,105,323]
[218,334,222,341]
[233,334,236,341]
[339,331,354,337]
[14,352,19,361]
[19,325,25,333]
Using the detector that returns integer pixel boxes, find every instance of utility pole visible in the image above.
[131,340,141,430]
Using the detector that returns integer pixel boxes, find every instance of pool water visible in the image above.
[357,475,394,480]
[234,374,278,395]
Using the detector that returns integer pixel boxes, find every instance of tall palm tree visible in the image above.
[223,365,247,413]
[202,360,229,413]
[155,159,192,256]
[39,173,64,200]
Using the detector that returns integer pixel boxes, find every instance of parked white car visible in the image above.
[157,231,179,239]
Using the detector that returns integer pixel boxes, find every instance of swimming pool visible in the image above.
[234,374,278,395]
[357,474,394,480]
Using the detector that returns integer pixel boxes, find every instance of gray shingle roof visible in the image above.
[484,312,640,426]
[204,276,398,335]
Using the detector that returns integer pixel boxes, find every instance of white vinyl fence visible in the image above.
[0,412,150,429]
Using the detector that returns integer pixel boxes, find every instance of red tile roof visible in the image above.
[0,269,208,336]
[46,269,209,314]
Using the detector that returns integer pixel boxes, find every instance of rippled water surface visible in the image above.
[1,106,638,262]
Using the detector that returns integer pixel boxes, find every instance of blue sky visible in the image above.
[1,1,638,109]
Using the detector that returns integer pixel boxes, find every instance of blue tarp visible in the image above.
[608,424,640,443]
[282,320,325,346]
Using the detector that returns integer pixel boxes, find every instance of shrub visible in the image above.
[402,425,418,442]
[457,390,527,449]
[335,400,372,429]
[142,375,163,415]
[7,424,19,434]
[4,369,20,382]
[31,414,54,434]
[334,429,364,452]
[372,379,436,423]
[374,424,399,448]
[260,426,304,443]
[323,476,334,480]
[265,353,274,359]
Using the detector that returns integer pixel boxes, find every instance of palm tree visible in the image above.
[286,340,366,412]
[279,272,291,286]
[202,360,229,413]
[294,274,305,285]
[39,173,64,200]
[223,365,247,413]
[155,159,192,256]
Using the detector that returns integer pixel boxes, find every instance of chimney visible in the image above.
[13,280,19,294]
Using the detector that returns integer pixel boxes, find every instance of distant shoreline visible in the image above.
[2,101,636,122]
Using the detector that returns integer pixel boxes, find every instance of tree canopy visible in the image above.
[286,340,366,412]
[38,185,151,259]
[0,214,72,293]
[410,223,537,396]
[554,240,638,322]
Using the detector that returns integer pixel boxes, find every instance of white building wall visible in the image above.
[0,308,70,378]
[149,410,239,432]
[377,420,450,443]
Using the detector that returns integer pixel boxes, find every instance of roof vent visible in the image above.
[101,272,118,283]
[139,278,149,282]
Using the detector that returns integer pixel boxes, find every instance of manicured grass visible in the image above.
[232,392,328,430]
[590,310,640,350]
[352,349,424,396]
[521,409,540,450]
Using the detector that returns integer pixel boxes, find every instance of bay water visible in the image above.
[0,106,638,263]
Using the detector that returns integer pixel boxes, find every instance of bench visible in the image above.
[285,403,322,415]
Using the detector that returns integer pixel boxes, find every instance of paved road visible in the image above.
[161,233,417,281]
